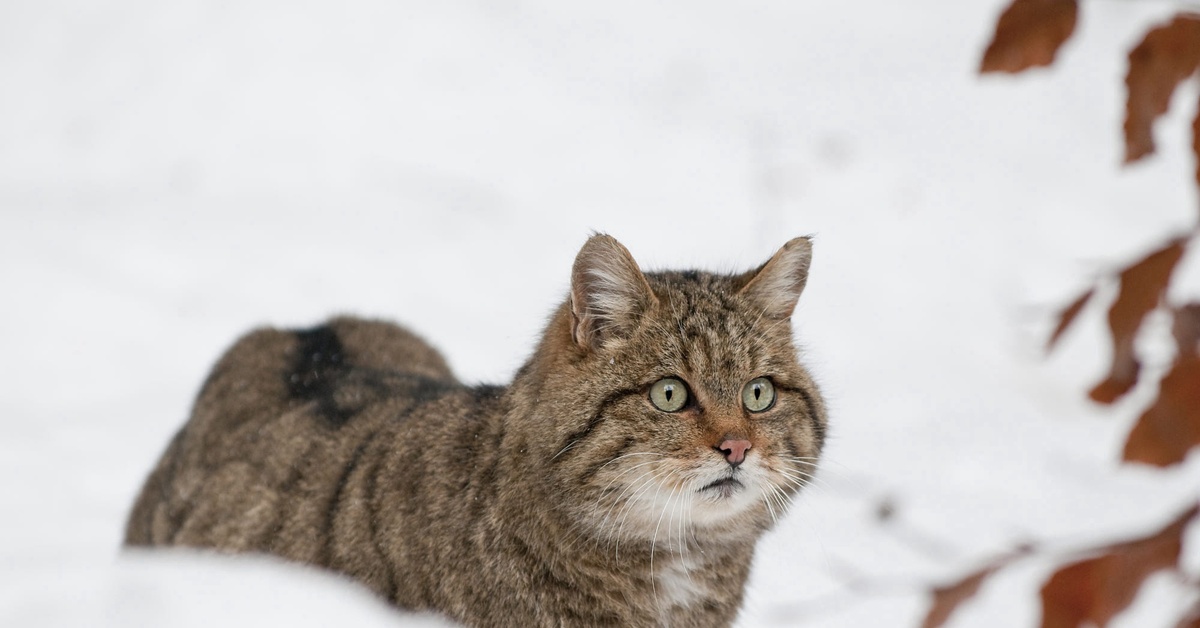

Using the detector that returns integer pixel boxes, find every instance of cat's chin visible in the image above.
[585,482,770,544]
[698,476,743,497]
[582,458,785,544]
[688,471,770,528]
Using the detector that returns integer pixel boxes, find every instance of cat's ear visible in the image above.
[738,237,813,320]
[570,234,657,351]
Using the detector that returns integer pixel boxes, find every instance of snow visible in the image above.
[3,0,1200,626]
[4,550,451,628]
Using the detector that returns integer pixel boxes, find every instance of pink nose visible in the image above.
[717,439,752,467]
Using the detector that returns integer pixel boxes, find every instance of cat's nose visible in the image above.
[716,439,752,467]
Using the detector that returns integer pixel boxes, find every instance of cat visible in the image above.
[125,233,827,627]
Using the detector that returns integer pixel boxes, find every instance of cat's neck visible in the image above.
[512,301,578,388]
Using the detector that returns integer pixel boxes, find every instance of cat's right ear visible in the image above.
[570,234,657,351]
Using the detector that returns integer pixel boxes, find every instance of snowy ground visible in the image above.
[4,0,1200,626]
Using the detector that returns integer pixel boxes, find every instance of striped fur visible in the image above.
[125,235,827,627]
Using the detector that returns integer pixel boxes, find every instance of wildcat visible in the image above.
[125,234,827,627]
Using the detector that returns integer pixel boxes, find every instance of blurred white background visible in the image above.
[3,0,1200,625]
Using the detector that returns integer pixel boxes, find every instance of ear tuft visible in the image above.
[738,237,813,320]
[570,234,656,351]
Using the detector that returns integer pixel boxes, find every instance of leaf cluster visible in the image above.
[926,2,1200,625]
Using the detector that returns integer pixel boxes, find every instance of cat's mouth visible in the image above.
[699,476,744,497]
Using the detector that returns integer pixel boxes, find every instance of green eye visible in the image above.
[742,377,775,412]
[649,378,688,412]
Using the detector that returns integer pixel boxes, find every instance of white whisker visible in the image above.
[759,485,779,526]
[614,466,667,558]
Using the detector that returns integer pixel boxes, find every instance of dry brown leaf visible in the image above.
[1123,15,1200,164]
[1193,93,1200,192]
[1047,288,1094,352]
[1089,239,1187,404]
[1176,601,1200,628]
[922,565,999,628]
[981,0,1078,74]
[1040,504,1199,628]
[1175,303,1200,360]
[1123,356,1200,466]
[922,547,1033,628]
[1088,371,1139,405]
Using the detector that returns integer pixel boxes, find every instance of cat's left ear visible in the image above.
[738,237,813,320]
[570,234,657,351]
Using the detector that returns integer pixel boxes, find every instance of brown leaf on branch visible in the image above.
[1175,303,1200,360]
[980,0,1078,74]
[1089,239,1187,404]
[1040,504,1199,628]
[1177,601,1200,628]
[1123,15,1200,164]
[922,547,1033,628]
[1123,356,1200,467]
[1193,94,1200,192]
[1047,288,1094,352]
[922,567,996,628]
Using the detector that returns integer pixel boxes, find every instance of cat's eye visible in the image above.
[742,377,775,412]
[649,378,688,412]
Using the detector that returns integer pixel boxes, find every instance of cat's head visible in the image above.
[523,234,826,545]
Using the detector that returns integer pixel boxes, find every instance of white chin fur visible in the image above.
[687,462,771,527]
[595,458,777,542]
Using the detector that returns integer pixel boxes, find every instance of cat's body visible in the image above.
[126,235,826,627]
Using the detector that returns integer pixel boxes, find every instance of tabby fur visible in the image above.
[125,234,827,627]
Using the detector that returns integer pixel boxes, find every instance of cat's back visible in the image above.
[192,315,457,439]
[124,316,462,552]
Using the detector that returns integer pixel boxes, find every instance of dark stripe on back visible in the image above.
[364,437,399,603]
[472,384,505,402]
[288,336,467,428]
[397,371,458,403]
[263,437,323,555]
[321,435,375,567]
[286,326,353,426]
